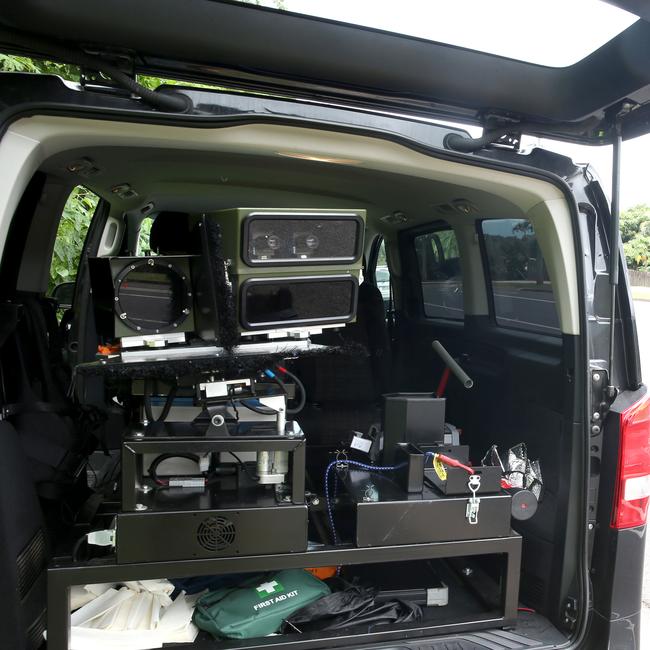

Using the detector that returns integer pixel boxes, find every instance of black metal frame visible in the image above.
[47,534,521,650]
[121,434,306,510]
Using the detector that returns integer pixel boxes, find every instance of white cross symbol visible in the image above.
[256,580,279,595]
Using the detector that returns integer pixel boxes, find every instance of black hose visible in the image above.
[444,129,513,153]
[4,29,191,113]
[444,116,601,153]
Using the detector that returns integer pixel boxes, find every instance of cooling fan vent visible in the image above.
[196,515,236,552]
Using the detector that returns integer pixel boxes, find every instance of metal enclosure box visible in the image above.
[341,470,511,547]
[195,208,367,333]
[88,255,196,339]
[205,207,366,273]
[116,504,308,563]
[382,393,446,462]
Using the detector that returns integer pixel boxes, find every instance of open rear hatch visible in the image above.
[1,1,650,142]
[0,4,640,650]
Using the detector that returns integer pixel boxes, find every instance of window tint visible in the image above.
[414,228,463,319]
[480,219,560,334]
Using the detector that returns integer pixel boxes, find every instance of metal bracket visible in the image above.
[492,131,521,151]
[80,48,136,90]
[562,596,579,632]
[590,367,612,436]
[466,474,482,525]
[335,449,349,471]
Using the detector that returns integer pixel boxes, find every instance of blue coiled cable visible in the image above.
[324,452,437,544]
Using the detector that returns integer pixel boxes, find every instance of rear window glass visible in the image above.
[480,219,560,335]
[414,228,463,320]
[244,0,637,67]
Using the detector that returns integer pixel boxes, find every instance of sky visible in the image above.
[256,0,650,209]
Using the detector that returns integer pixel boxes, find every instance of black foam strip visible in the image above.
[75,342,367,381]
[203,218,239,350]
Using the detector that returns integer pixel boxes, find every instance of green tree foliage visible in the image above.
[50,186,98,293]
[0,1,317,291]
[621,204,650,270]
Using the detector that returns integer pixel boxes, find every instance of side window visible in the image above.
[137,217,154,255]
[414,227,463,319]
[480,219,560,335]
[49,186,98,293]
[375,238,391,302]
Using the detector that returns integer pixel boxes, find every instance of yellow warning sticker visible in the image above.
[433,455,447,481]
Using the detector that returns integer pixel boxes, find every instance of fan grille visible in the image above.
[197,516,236,552]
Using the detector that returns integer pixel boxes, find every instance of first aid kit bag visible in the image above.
[193,569,331,639]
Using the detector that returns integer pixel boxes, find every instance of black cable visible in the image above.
[226,452,259,483]
[269,372,288,396]
[278,368,306,415]
[148,453,200,485]
[228,393,240,422]
[71,535,87,562]
[143,379,155,423]
[144,381,177,423]
[240,368,306,415]
[240,400,275,415]
[157,383,178,422]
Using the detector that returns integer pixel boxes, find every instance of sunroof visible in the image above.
[244,0,638,67]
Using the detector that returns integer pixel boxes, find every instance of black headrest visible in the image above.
[149,212,192,255]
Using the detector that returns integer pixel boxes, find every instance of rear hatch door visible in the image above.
[1,1,650,142]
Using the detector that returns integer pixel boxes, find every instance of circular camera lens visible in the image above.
[305,234,319,250]
[115,261,189,333]
[266,234,281,250]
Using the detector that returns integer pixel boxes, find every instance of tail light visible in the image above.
[611,392,650,529]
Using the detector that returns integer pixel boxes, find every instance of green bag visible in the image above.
[193,569,331,639]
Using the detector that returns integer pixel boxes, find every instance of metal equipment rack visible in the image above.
[47,533,521,650]
[121,431,306,512]
[50,360,523,649]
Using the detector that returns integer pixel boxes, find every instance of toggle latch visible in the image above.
[466,474,481,525]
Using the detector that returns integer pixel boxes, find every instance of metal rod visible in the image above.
[431,340,474,389]
[608,124,622,396]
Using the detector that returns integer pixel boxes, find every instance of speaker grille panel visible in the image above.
[197,516,236,552]
[241,275,357,329]
[16,528,46,601]
[244,213,363,265]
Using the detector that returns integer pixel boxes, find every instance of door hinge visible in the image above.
[589,367,613,436]
[562,596,579,632]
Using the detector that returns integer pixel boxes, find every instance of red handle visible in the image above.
[436,367,451,398]
[434,453,474,475]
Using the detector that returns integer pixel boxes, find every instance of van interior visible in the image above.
[0,113,586,650]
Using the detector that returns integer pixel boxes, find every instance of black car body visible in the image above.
[0,2,648,649]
